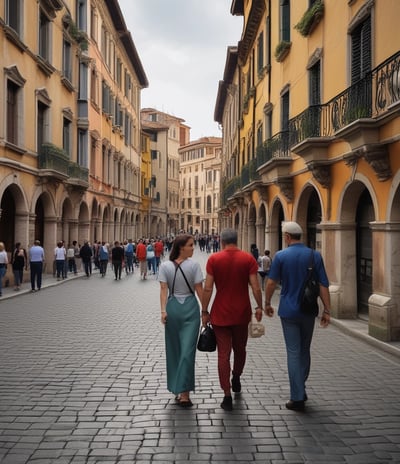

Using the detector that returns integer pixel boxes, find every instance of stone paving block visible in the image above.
[0,251,400,463]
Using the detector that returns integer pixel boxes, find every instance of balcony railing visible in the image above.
[38,144,88,185]
[222,51,400,205]
[289,50,400,146]
[38,144,70,176]
[68,162,89,183]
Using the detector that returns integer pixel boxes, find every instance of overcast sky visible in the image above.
[118,0,243,141]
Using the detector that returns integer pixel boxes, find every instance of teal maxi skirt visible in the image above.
[165,294,200,395]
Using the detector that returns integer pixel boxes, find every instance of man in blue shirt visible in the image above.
[264,221,331,411]
[29,240,45,292]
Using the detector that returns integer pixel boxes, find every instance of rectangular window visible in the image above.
[90,136,96,174]
[7,80,19,145]
[6,0,21,35]
[281,91,290,132]
[37,101,48,151]
[78,63,87,100]
[309,61,321,105]
[257,31,264,75]
[78,129,88,166]
[63,117,71,156]
[90,6,97,41]
[91,68,98,105]
[351,16,371,84]
[63,39,72,81]
[39,10,50,61]
[280,0,291,42]
[116,58,122,87]
[77,0,87,31]
[257,124,263,148]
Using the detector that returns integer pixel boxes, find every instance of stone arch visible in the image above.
[270,196,285,255]
[338,175,378,223]
[257,202,267,251]
[246,201,257,251]
[60,197,74,243]
[0,178,29,251]
[295,183,323,249]
[78,202,90,245]
[335,176,378,318]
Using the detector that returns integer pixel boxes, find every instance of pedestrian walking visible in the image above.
[29,240,45,292]
[0,242,9,297]
[111,241,124,280]
[11,242,27,291]
[98,242,109,277]
[159,234,204,407]
[258,249,272,289]
[54,241,66,281]
[124,239,135,274]
[66,243,77,274]
[201,228,263,411]
[264,221,331,411]
[146,240,157,274]
[79,241,93,277]
[154,238,164,272]
[136,239,147,280]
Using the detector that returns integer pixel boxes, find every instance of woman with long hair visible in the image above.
[158,234,203,407]
[12,242,27,291]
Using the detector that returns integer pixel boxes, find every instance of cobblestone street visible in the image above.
[0,249,399,463]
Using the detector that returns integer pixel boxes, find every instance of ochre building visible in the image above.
[0,0,147,274]
[215,0,400,341]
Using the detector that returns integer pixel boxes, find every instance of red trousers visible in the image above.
[213,324,249,393]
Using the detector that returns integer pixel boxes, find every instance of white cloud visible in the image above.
[118,0,242,140]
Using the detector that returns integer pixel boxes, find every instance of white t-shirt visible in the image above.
[54,247,66,260]
[158,258,203,303]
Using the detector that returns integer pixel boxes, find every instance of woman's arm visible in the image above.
[159,281,169,325]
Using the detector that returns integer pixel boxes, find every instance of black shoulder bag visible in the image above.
[299,250,320,317]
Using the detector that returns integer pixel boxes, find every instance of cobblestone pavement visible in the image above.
[0,250,399,464]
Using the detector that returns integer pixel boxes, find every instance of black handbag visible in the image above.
[300,250,320,317]
[197,324,216,352]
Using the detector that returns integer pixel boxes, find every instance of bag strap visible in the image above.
[304,250,314,284]
[171,261,194,295]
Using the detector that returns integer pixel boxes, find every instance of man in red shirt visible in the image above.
[154,238,164,272]
[135,239,147,280]
[202,228,263,411]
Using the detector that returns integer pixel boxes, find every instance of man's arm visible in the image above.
[264,278,277,317]
[201,273,214,325]
[319,284,331,327]
[249,273,263,321]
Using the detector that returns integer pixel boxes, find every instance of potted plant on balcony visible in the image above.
[274,41,292,62]
[294,0,325,37]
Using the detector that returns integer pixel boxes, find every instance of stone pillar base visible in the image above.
[368,293,399,342]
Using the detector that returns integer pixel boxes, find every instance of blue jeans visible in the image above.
[280,315,315,402]
[0,266,6,294]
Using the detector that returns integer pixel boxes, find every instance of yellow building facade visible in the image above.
[0,0,147,272]
[216,0,400,341]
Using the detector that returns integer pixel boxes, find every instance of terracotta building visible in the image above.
[215,0,400,341]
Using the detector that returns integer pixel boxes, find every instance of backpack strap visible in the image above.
[171,262,194,295]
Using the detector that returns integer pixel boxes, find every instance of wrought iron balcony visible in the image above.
[289,50,400,147]
[38,143,69,179]
[255,131,290,169]
[222,176,241,204]
[67,162,89,186]
[38,143,89,188]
